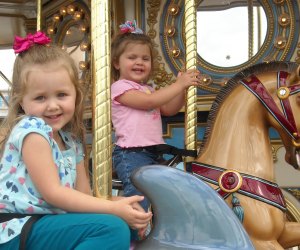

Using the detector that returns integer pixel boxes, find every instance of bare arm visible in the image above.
[22,133,152,229]
[116,69,200,116]
[75,161,92,195]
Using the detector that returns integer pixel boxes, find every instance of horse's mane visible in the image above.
[200,61,299,153]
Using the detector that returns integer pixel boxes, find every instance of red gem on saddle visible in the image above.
[218,170,243,193]
[192,162,286,211]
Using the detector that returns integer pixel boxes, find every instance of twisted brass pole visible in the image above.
[91,0,112,198]
[184,0,198,166]
[248,0,254,59]
[36,0,41,31]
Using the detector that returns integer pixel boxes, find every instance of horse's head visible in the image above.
[263,64,300,170]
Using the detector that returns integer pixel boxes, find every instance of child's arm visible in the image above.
[75,161,92,195]
[116,69,200,114]
[160,70,196,116]
[22,133,152,229]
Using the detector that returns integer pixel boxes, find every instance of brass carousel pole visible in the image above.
[247,0,254,59]
[36,0,41,30]
[184,0,198,167]
[91,0,112,198]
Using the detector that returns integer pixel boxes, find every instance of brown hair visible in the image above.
[0,44,85,153]
[111,32,154,82]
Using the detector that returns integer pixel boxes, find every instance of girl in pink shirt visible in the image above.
[111,21,200,213]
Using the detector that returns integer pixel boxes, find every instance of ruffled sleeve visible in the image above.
[11,116,54,152]
[111,79,142,104]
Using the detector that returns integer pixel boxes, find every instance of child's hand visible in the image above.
[176,69,201,88]
[138,226,148,239]
[114,195,152,230]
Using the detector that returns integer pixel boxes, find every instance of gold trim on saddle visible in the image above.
[218,170,243,193]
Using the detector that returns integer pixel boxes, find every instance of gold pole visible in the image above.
[248,0,254,59]
[184,0,198,166]
[91,0,112,198]
[36,0,41,31]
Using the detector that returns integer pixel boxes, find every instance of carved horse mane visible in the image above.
[201,61,299,154]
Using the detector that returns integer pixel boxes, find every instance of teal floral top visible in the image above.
[0,116,84,244]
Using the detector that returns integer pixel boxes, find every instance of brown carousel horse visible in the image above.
[192,61,300,250]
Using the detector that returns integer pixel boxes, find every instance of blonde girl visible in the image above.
[0,31,151,250]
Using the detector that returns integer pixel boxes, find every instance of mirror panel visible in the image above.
[197,2,267,67]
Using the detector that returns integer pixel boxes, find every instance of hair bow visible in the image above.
[119,20,143,34]
[13,31,51,54]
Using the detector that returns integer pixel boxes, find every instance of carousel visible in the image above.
[0,0,299,249]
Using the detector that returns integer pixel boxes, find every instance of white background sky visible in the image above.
[197,6,267,67]
[0,49,15,91]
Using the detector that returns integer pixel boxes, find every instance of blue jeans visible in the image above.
[113,145,160,211]
[0,213,130,250]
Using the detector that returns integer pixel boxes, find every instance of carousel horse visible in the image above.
[131,61,300,249]
[191,61,300,250]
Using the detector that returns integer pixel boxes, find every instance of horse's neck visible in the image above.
[198,87,275,181]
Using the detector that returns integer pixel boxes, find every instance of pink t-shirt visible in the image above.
[111,79,165,148]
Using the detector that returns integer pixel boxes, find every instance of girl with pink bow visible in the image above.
[0,31,152,250]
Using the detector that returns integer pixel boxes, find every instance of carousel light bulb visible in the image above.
[80,42,89,51]
[278,13,290,27]
[47,26,54,35]
[73,11,82,21]
[171,47,180,58]
[67,5,75,15]
[79,24,86,32]
[166,26,175,37]
[59,6,67,16]
[168,4,179,15]
[66,30,72,35]
[53,14,60,22]
[79,61,89,70]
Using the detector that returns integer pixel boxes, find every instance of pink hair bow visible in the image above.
[13,31,51,54]
[119,20,143,34]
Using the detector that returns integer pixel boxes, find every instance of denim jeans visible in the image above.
[113,145,160,211]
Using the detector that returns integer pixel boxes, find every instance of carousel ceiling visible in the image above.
[0,0,51,47]
[0,0,36,47]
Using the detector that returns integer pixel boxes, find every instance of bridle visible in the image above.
[192,70,300,212]
[239,71,300,147]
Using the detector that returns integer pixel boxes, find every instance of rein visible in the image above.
[239,71,300,147]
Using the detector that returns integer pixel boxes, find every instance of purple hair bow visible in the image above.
[13,31,51,54]
[119,20,143,34]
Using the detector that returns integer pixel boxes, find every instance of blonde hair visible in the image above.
[111,32,154,82]
[0,44,85,153]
